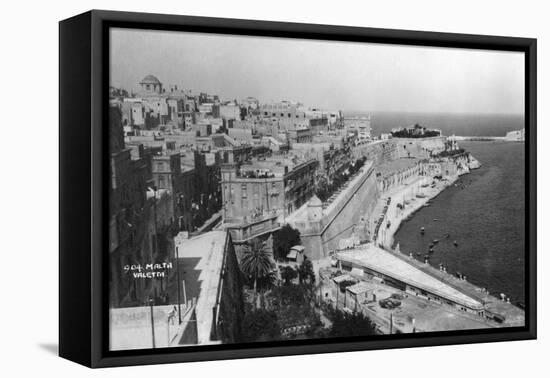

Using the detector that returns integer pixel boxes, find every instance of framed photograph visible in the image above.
[59,10,536,368]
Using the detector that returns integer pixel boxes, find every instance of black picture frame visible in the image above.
[59,9,537,368]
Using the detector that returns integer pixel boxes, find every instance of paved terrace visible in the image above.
[336,244,483,310]
[375,158,420,178]
[174,230,228,345]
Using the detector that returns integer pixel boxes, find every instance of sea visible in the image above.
[345,111,524,137]
[361,112,527,304]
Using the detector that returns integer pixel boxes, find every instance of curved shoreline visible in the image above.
[389,177,458,249]
[374,173,461,250]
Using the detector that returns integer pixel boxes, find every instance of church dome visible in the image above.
[140,75,161,85]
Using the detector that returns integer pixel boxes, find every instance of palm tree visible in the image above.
[241,239,275,308]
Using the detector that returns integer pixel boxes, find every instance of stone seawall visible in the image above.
[290,164,380,259]
[289,137,462,260]
[395,136,447,159]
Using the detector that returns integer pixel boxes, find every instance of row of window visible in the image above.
[263,112,302,118]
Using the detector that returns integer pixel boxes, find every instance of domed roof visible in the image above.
[140,75,161,85]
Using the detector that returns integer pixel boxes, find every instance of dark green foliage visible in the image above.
[280,266,298,286]
[314,157,366,202]
[269,284,313,307]
[315,176,331,203]
[256,269,278,291]
[273,224,301,260]
[348,156,367,175]
[266,285,319,333]
[241,309,281,342]
[328,310,377,338]
[240,240,274,287]
[298,259,315,284]
[240,239,276,306]
[391,124,441,138]
[435,148,466,157]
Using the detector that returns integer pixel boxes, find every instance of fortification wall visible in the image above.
[293,138,447,260]
[292,165,380,259]
[351,140,398,165]
[320,169,379,254]
[395,137,447,159]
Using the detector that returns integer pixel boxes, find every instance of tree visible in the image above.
[270,284,313,307]
[328,311,376,338]
[256,269,278,292]
[240,239,275,307]
[280,266,298,286]
[273,224,301,260]
[298,259,315,284]
[315,176,330,202]
[241,309,281,342]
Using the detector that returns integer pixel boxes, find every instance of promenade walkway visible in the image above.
[372,175,455,248]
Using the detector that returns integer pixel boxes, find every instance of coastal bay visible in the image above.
[394,141,525,304]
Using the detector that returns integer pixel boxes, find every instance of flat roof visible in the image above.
[286,250,298,259]
[290,245,305,252]
[332,274,353,284]
[347,281,371,295]
[337,245,482,310]
[109,305,180,350]
[175,230,228,344]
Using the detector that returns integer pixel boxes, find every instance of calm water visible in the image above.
[345,111,524,137]
[394,141,526,303]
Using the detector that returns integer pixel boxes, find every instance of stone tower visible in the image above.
[307,195,323,222]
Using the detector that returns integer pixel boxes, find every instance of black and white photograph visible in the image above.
[107,27,527,351]
[2,0,547,375]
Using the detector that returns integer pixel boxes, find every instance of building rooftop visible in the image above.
[239,155,305,178]
[346,281,372,295]
[175,231,228,345]
[109,304,182,350]
[336,244,483,310]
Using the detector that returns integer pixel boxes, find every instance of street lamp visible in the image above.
[149,298,156,348]
[175,246,182,324]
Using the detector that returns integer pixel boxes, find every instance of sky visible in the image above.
[110,28,525,115]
